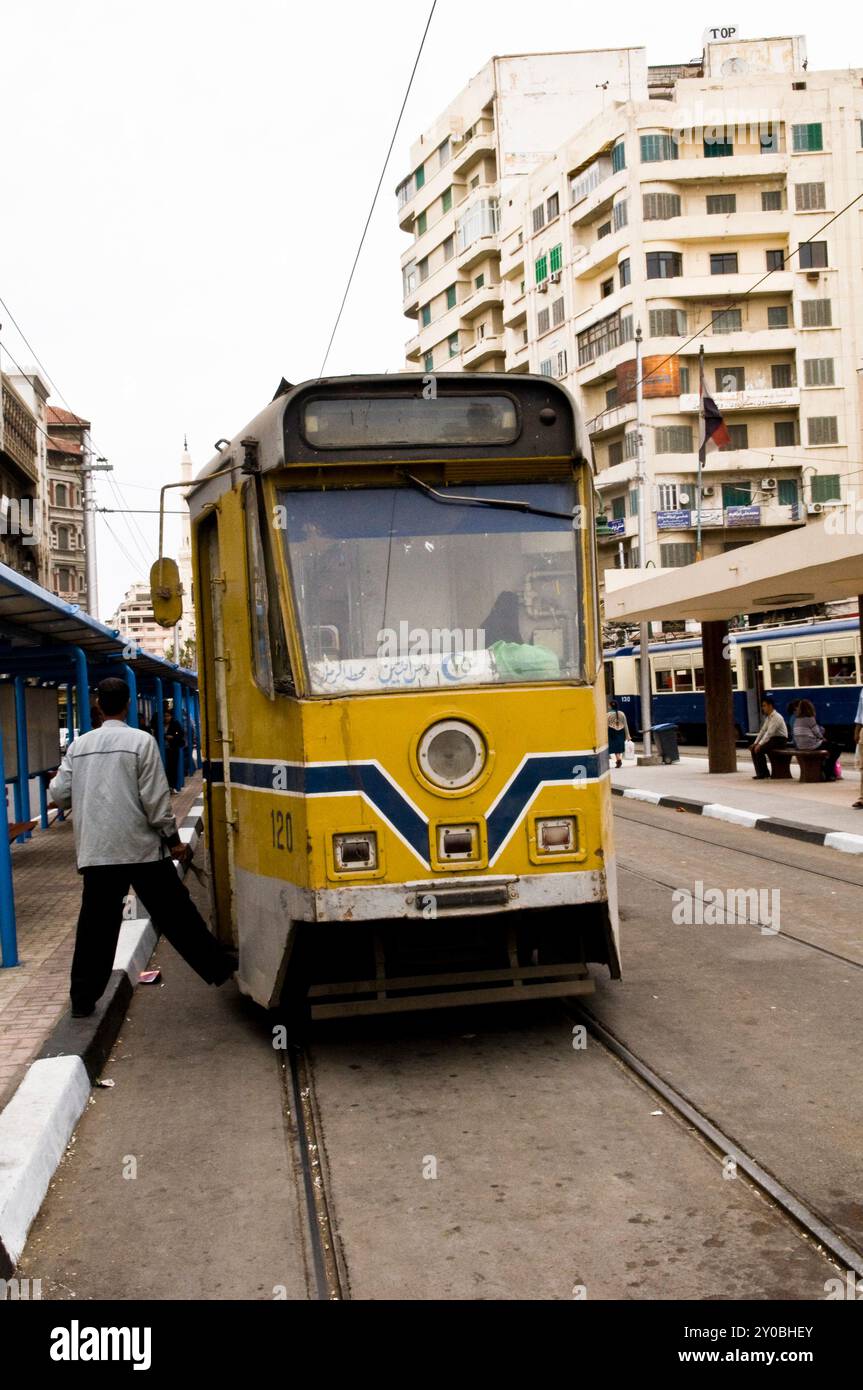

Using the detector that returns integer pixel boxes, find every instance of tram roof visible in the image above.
[603,617,860,658]
[604,520,863,625]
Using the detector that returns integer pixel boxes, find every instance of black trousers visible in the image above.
[71,858,233,1011]
[751,735,788,778]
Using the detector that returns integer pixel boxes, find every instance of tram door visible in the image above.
[197,515,237,945]
[743,645,764,734]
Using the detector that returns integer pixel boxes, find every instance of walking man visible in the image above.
[49,677,236,1017]
[750,696,789,780]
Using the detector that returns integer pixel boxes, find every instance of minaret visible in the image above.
[176,436,196,658]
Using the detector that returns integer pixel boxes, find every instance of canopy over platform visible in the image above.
[605,520,863,625]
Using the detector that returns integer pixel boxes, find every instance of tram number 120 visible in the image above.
[270,808,293,852]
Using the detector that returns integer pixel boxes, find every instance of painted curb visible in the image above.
[0,806,204,1274]
[612,784,863,855]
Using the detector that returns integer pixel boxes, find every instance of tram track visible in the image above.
[565,1001,863,1277]
[281,1043,345,1300]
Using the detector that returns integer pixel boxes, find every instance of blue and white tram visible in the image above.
[604,618,862,747]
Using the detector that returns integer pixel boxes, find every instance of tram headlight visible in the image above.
[417,720,486,790]
[333,832,378,871]
[536,817,576,854]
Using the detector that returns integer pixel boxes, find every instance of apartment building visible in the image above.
[397,50,647,375]
[108,581,172,658]
[398,35,863,587]
[0,370,50,584]
[44,406,89,606]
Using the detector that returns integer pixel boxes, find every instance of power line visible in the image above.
[317,0,437,378]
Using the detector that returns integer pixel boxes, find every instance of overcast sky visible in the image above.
[0,1,852,620]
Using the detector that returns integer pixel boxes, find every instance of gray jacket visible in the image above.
[793,715,825,750]
[49,720,178,868]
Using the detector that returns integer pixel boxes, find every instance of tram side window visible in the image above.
[797,656,824,686]
[827,653,857,685]
[694,666,705,691]
[655,669,673,692]
[729,664,738,689]
[769,660,795,687]
[244,485,293,697]
[674,667,693,691]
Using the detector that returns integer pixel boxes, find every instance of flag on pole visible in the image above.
[699,354,731,453]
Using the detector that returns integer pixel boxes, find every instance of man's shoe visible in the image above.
[71,1004,95,1018]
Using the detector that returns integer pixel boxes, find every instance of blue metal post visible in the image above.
[193,690,202,772]
[0,714,19,967]
[74,648,91,733]
[125,664,139,729]
[182,687,194,778]
[171,680,185,790]
[13,678,31,842]
[154,679,166,767]
[66,681,75,744]
[38,772,49,830]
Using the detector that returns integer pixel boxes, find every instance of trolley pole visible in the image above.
[634,325,653,762]
[80,436,112,621]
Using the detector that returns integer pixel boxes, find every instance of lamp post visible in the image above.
[634,325,653,761]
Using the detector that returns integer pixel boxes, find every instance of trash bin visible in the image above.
[647,722,679,765]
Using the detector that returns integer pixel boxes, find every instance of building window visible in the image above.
[555,350,567,377]
[415,163,425,189]
[706,193,736,214]
[416,210,427,236]
[622,429,638,459]
[397,179,412,209]
[771,363,793,388]
[470,175,480,190]
[655,426,693,454]
[808,417,838,446]
[448,333,459,358]
[597,220,612,239]
[475,272,485,290]
[446,284,457,310]
[768,304,790,329]
[424,352,434,373]
[57,525,70,549]
[803,358,835,386]
[764,249,784,272]
[537,307,550,335]
[546,192,559,221]
[704,134,733,158]
[801,299,831,327]
[643,192,681,220]
[799,241,828,269]
[539,357,553,378]
[55,482,68,506]
[792,123,823,153]
[532,204,545,233]
[611,496,626,521]
[606,386,619,409]
[438,138,450,169]
[640,133,678,162]
[712,308,742,334]
[600,277,614,299]
[811,473,841,502]
[679,366,689,392]
[56,567,71,590]
[608,441,623,467]
[611,140,626,173]
[723,482,752,508]
[649,308,686,337]
[420,303,431,327]
[418,257,429,282]
[660,543,696,567]
[441,187,452,214]
[795,182,826,211]
[552,296,565,327]
[715,366,744,392]
[618,257,631,289]
[628,489,639,516]
[778,479,798,506]
[720,423,749,451]
[710,252,738,275]
[774,420,797,447]
[760,126,781,154]
[646,251,682,279]
[455,197,500,253]
[549,244,562,273]
[443,234,455,261]
[612,199,628,232]
[576,310,629,365]
[535,253,548,284]
[761,190,783,211]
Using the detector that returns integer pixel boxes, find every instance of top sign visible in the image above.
[703,24,739,44]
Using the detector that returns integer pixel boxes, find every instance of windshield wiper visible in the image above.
[403,472,575,522]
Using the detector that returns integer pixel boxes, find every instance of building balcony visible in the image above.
[570,167,627,227]
[638,152,785,184]
[459,282,502,320]
[595,458,639,491]
[457,234,499,274]
[678,386,800,413]
[652,500,805,533]
[500,231,526,281]
[405,333,422,364]
[463,334,505,367]
[683,327,797,355]
[570,227,628,280]
[657,270,793,300]
[587,400,639,440]
[506,339,530,371]
[644,211,789,244]
[502,293,527,328]
[575,338,636,386]
[451,125,496,177]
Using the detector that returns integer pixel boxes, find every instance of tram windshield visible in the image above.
[279,481,586,694]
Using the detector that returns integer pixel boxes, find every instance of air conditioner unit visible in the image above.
[760,477,777,491]
[805,272,820,282]
[537,280,549,293]
[549,271,561,283]
[701,485,716,498]
[807,502,824,515]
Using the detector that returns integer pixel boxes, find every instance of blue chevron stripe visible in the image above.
[204,751,607,868]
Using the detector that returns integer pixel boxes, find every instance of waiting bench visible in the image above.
[768,748,830,784]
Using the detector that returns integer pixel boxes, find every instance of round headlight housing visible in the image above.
[417,720,486,790]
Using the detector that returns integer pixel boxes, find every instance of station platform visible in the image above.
[0,773,205,1114]
[612,750,863,849]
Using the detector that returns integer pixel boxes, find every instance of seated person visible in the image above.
[793,698,840,782]
[481,590,560,680]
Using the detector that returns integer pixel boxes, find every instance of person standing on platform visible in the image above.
[49,676,236,1018]
[853,688,863,810]
[750,696,788,780]
[607,699,630,770]
[163,703,187,792]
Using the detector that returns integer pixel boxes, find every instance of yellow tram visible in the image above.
[164,374,619,1018]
